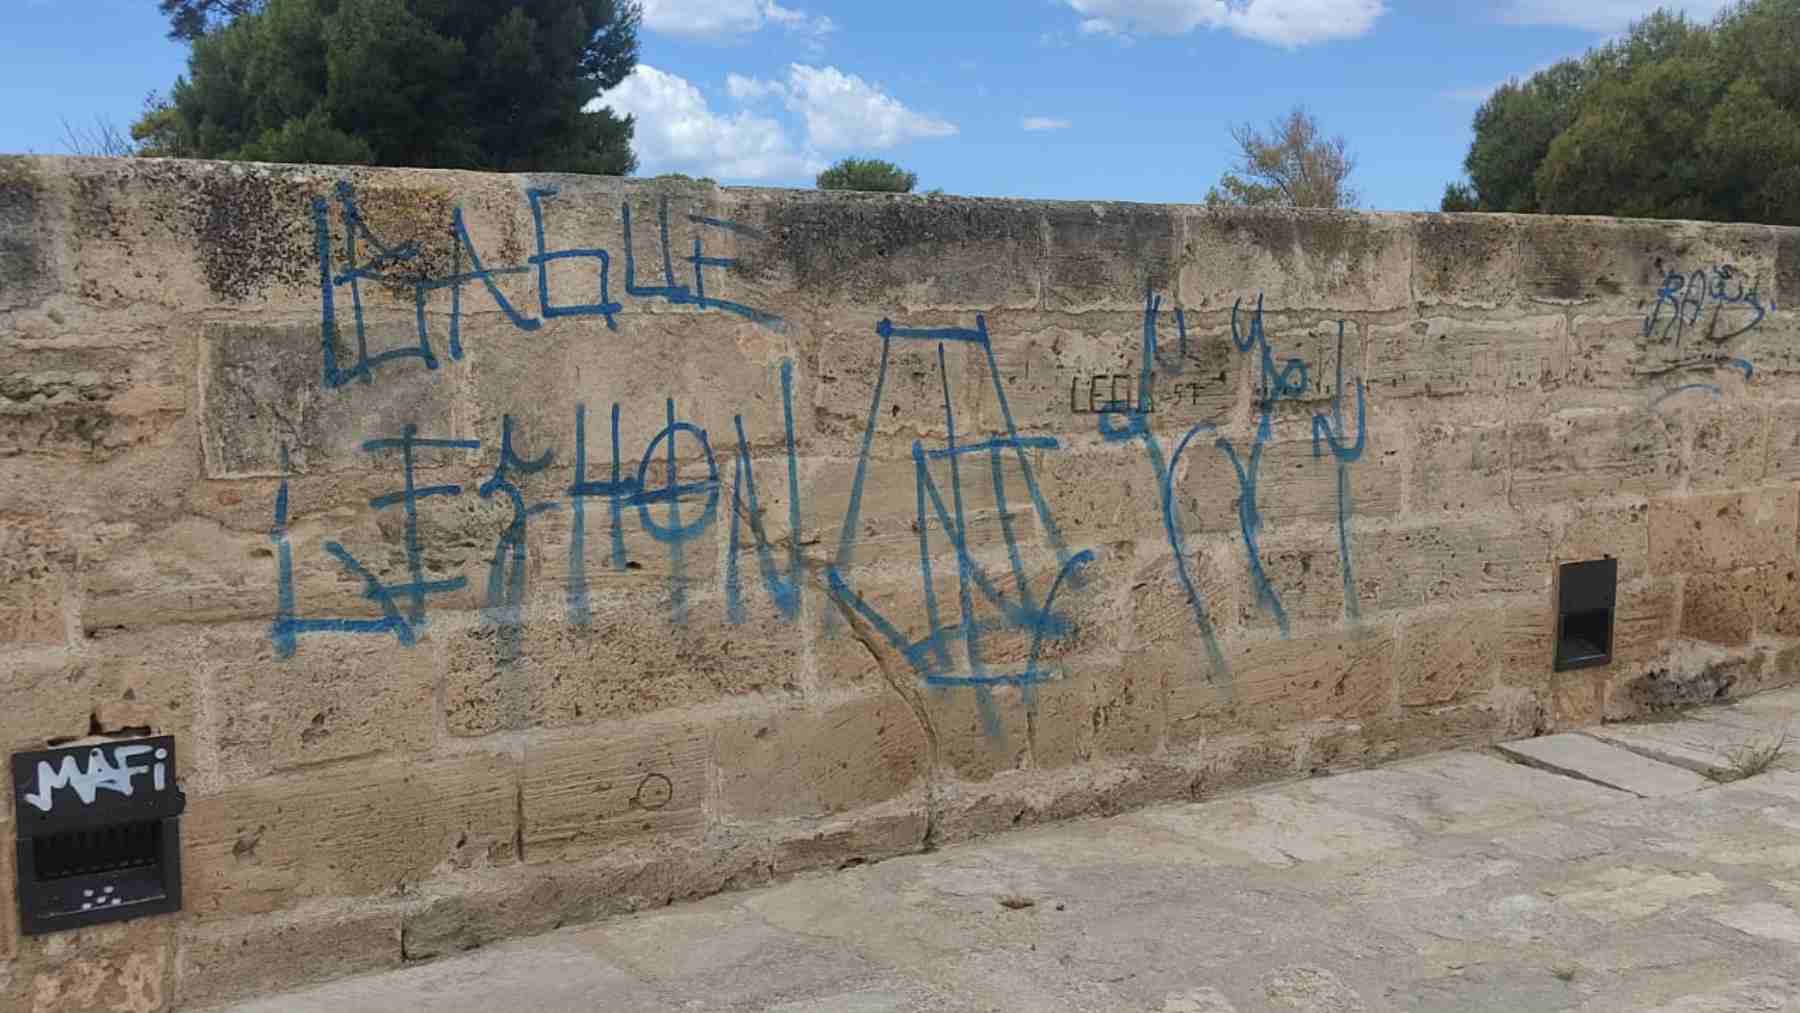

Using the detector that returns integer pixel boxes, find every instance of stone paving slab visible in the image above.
[1585,715,1794,779]
[1495,733,1715,797]
[220,690,1800,1013]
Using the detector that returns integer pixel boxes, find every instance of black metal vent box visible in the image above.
[1555,559,1618,672]
[11,735,184,935]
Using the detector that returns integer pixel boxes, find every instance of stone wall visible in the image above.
[2,155,1797,1009]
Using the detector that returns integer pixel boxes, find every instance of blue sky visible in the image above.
[0,0,1736,210]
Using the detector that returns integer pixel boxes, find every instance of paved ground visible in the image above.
[223,691,1800,1013]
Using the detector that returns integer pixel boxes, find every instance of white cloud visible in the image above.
[593,65,818,180]
[734,64,959,150]
[1061,0,1386,48]
[786,65,959,148]
[726,73,785,102]
[1493,0,1732,33]
[1022,117,1073,131]
[594,64,956,182]
[638,0,834,43]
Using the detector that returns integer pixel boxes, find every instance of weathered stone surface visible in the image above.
[210,629,440,781]
[1649,489,1798,576]
[201,322,466,478]
[1407,413,1508,515]
[443,590,802,735]
[521,719,709,863]
[1497,733,1712,796]
[1554,500,1650,584]
[1397,607,1501,708]
[1682,568,1769,646]
[0,517,70,645]
[184,752,518,916]
[1182,209,1412,313]
[1366,315,1566,399]
[716,695,927,821]
[1410,214,1519,309]
[1510,408,1676,504]
[176,905,402,1009]
[1172,629,1395,737]
[25,157,1800,1005]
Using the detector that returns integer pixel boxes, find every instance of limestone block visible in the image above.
[1045,203,1178,312]
[920,681,1032,783]
[201,322,466,478]
[714,694,927,821]
[8,916,175,1013]
[1397,607,1501,708]
[443,588,802,736]
[210,629,440,781]
[0,630,198,779]
[1170,628,1395,737]
[0,517,69,646]
[1031,438,1188,546]
[1181,209,1412,313]
[1194,728,1305,795]
[1520,217,1770,309]
[1304,688,1544,773]
[1409,214,1520,310]
[521,719,709,864]
[769,803,928,874]
[1685,402,1768,491]
[1496,597,1556,692]
[757,190,1048,308]
[0,353,184,463]
[0,157,52,312]
[975,308,1244,436]
[1408,413,1509,515]
[1510,408,1676,504]
[1682,567,1770,646]
[1766,401,1800,480]
[1760,565,1800,638]
[1615,578,1679,664]
[184,752,518,916]
[805,439,1037,563]
[811,541,1118,693]
[1649,488,1798,575]
[1554,500,1650,584]
[1177,415,1401,532]
[175,904,401,1010]
[1552,667,1609,730]
[1350,516,1553,613]
[814,309,981,445]
[470,308,803,484]
[1366,315,1566,399]
[1129,537,1238,660]
[1089,659,1167,760]
[1224,527,1357,632]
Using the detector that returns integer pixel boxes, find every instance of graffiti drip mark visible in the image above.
[1650,383,1724,410]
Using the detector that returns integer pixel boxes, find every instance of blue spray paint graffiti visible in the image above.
[1097,289,1227,678]
[316,183,782,390]
[1102,290,1367,660]
[275,276,1378,735]
[822,316,1092,736]
[478,416,558,663]
[1644,264,1772,349]
[270,427,480,658]
[1640,265,1767,411]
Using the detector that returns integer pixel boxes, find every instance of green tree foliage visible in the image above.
[1205,105,1358,209]
[135,0,639,174]
[816,158,917,193]
[1446,0,1800,223]
[159,0,260,41]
